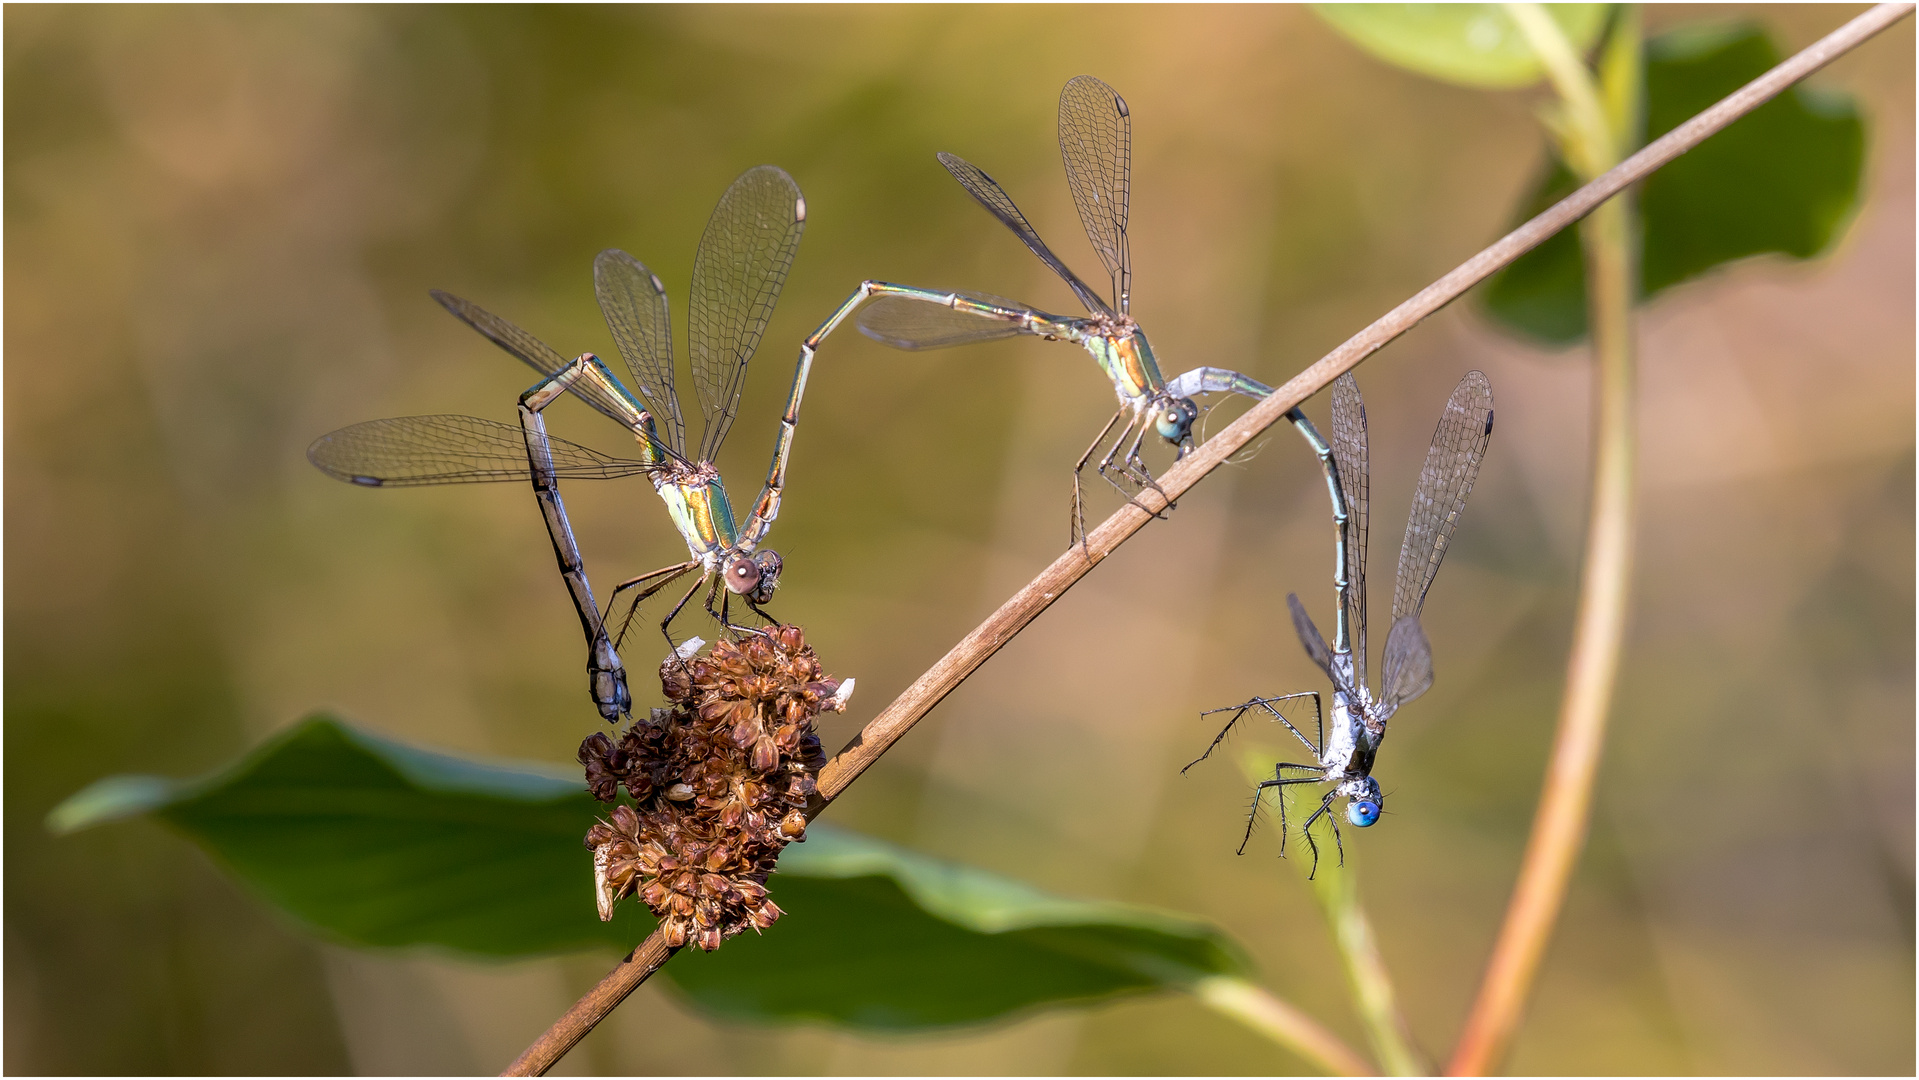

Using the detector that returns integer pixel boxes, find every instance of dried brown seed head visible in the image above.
[581,624,842,950]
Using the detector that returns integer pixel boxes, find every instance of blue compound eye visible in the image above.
[1155,400,1198,441]
[1347,799,1380,827]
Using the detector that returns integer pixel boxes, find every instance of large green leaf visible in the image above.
[1482,23,1866,344]
[1315,4,1609,89]
[47,716,653,955]
[675,823,1246,1028]
[51,715,1248,1029]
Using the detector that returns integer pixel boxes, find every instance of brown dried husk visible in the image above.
[580,625,838,952]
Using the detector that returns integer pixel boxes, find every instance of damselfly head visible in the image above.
[745,550,782,604]
[1345,776,1383,827]
[1154,396,1200,445]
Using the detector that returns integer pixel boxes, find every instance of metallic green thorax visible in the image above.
[620,416,744,564]
[1082,328,1166,403]
[656,466,741,563]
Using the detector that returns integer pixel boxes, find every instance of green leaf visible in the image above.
[52,716,1248,1029]
[1315,4,1609,89]
[1482,23,1866,344]
[671,824,1247,1028]
[50,716,653,955]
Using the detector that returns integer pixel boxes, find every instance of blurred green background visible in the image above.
[7,4,1911,1074]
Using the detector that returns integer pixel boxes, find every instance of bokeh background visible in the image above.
[7,4,1911,1074]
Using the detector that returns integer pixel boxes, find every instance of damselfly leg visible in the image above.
[658,573,710,659]
[1293,787,1346,878]
[1246,764,1331,859]
[607,559,702,652]
[1068,407,1174,552]
[1185,691,1325,772]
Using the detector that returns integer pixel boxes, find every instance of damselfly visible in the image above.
[309,166,810,723]
[1187,370,1494,875]
[796,75,1291,549]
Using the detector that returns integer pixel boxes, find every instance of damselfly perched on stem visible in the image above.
[1188,370,1494,876]
[308,166,812,723]
[795,75,1320,551]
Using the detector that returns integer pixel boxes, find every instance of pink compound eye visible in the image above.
[724,556,762,594]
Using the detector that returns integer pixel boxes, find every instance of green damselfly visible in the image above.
[309,166,811,722]
[795,75,1338,550]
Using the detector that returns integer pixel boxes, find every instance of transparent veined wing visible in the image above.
[307,414,657,487]
[431,289,648,433]
[1391,370,1494,624]
[857,290,1052,350]
[1376,615,1434,717]
[686,165,806,464]
[594,249,686,458]
[1058,75,1132,314]
[936,151,1113,318]
[1330,372,1370,692]
[1287,592,1338,687]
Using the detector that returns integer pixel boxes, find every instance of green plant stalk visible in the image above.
[1239,749,1421,1076]
[1193,976,1378,1076]
[1448,7,1642,1075]
[1306,845,1427,1076]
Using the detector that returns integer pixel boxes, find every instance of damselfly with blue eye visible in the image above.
[795,75,1319,550]
[1186,370,1494,876]
[308,166,810,724]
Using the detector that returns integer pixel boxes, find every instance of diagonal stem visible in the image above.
[1310,857,1426,1076]
[503,9,1912,1071]
[1193,975,1378,1076]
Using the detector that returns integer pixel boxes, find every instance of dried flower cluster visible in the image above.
[580,625,849,951]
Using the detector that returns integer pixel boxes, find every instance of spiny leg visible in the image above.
[606,560,700,652]
[696,574,731,638]
[1116,416,1175,511]
[1273,766,1331,859]
[1187,701,1258,773]
[1295,793,1348,878]
[1093,413,1174,524]
[1189,691,1325,773]
[1296,790,1341,879]
[1070,408,1130,554]
[711,587,763,640]
[701,574,758,641]
[659,572,710,660]
[1241,767,1325,856]
[1249,692,1326,758]
[744,596,779,629]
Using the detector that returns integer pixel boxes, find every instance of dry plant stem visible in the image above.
[502,933,675,1075]
[502,12,1911,1071]
[1194,976,1377,1076]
